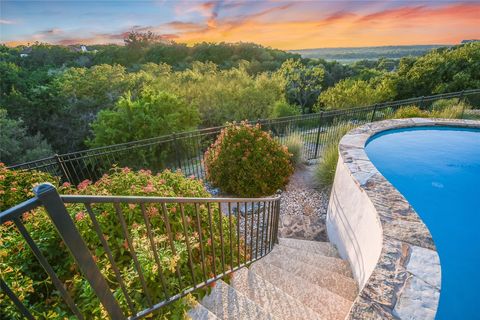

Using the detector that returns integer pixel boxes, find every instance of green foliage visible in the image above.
[1,41,478,163]
[394,42,480,98]
[316,77,396,110]
[151,62,284,127]
[0,163,58,211]
[270,100,301,118]
[393,105,429,118]
[392,100,469,119]
[204,122,293,197]
[0,109,54,165]
[278,59,325,113]
[89,90,200,146]
[283,133,304,166]
[315,123,356,187]
[430,98,468,119]
[1,167,243,319]
[88,90,200,171]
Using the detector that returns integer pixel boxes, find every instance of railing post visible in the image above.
[54,154,70,183]
[459,90,466,118]
[172,133,181,170]
[370,104,378,122]
[273,195,281,244]
[419,96,425,109]
[313,112,324,159]
[33,183,126,320]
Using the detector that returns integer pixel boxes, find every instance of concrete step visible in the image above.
[261,251,358,301]
[273,244,353,278]
[278,237,339,258]
[200,280,277,320]
[188,302,219,320]
[250,261,353,320]
[231,268,321,320]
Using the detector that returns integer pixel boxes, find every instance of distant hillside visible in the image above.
[290,45,451,63]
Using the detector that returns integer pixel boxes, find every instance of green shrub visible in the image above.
[315,123,356,187]
[1,166,244,319]
[431,105,464,119]
[270,100,301,118]
[204,122,293,197]
[393,105,429,118]
[0,163,59,211]
[430,98,468,119]
[283,133,304,166]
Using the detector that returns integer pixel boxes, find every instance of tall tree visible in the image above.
[279,59,325,114]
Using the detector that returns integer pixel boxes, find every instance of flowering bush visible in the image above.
[1,166,245,319]
[0,162,59,211]
[204,122,294,197]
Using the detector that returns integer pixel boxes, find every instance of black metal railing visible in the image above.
[0,183,281,319]
[7,89,480,185]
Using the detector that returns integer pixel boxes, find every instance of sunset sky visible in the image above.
[1,1,479,49]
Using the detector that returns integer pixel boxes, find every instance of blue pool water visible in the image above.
[365,126,480,319]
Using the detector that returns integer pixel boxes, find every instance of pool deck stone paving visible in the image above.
[337,118,480,320]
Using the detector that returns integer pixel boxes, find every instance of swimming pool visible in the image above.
[365,126,480,319]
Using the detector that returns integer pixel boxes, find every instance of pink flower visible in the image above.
[142,182,155,193]
[77,179,91,190]
[128,203,137,210]
[189,175,195,179]
[159,179,166,184]
[122,167,131,174]
[62,182,71,188]
[170,206,177,213]
[123,239,129,250]
[10,187,17,192]
[146,206,159,217]
[75,211,86,221]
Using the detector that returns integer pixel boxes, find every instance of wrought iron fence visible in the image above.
[0,183,281,319]
[7,89,480,185]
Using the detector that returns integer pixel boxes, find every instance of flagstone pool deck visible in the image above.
[328,118,480,319]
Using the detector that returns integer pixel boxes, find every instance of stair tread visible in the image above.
[278,237,339,257]
[251,260,353,320]
[231,268,321,320]
[188,302,219,320]
[273,244,353,278]
[262,251,358,301]
[200,280,277,320]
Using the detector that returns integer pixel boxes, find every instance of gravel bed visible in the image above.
[278,164,330,241]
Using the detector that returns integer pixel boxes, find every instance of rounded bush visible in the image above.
[204,121,294,197]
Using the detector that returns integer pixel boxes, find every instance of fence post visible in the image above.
[54,154,70,183]
[33,183,126,320]
[419,96,425,109]
[459,90,466,118]
[313,112,324,159]
[370,104,378,122]
[172,133,182,170]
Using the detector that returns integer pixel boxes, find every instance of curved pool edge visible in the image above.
[327,118,480,320]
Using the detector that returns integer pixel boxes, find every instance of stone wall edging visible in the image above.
[330,118,480,319]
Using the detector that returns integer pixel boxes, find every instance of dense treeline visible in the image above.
[1,34,479,165]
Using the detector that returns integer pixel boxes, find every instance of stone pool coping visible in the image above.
[336,118,480,319]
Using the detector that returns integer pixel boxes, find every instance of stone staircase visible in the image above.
[188,238,358,320]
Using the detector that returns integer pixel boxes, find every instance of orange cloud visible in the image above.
[168,3,480,49]
[5,2,479,49]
